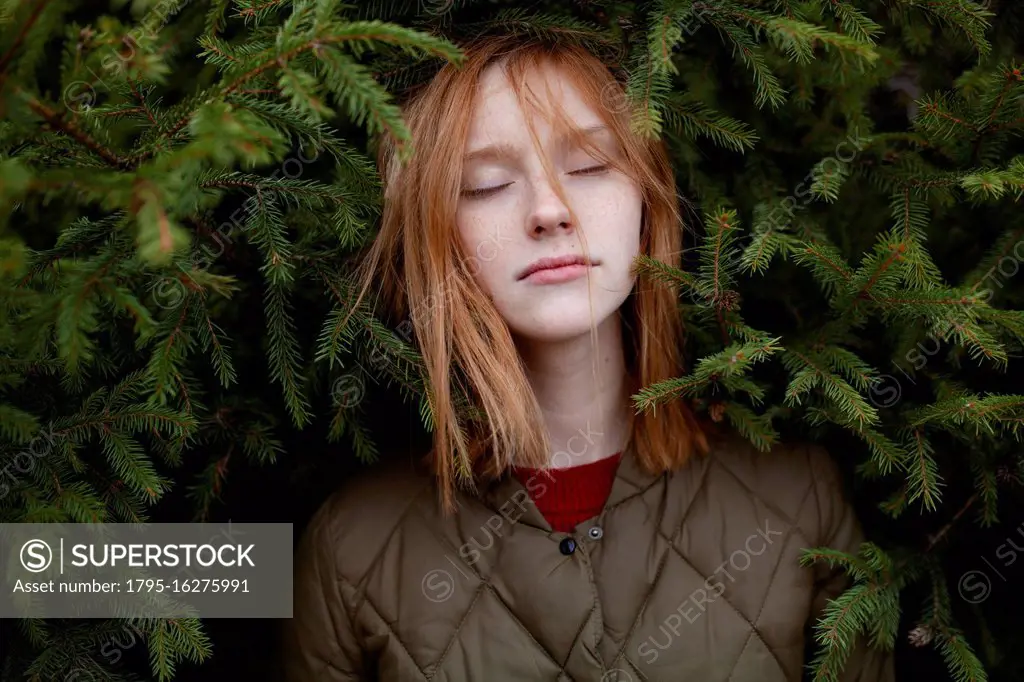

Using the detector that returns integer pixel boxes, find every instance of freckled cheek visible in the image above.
[456,209,490,250]
[455,213,509,287]
[612,183,644,237]
[577,188,641,240]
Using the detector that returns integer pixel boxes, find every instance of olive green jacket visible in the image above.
[281,431,895,681]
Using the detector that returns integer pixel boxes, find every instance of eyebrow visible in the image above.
[462,124,611,164]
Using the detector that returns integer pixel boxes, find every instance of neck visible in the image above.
[514,312,633,468]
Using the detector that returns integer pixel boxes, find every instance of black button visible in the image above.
[559,537,576,555]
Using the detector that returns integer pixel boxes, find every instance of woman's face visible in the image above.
[455,62,643,344]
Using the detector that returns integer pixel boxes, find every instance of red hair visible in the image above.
[348,33,710,514]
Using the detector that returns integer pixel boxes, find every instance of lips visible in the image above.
[517,255,594,281]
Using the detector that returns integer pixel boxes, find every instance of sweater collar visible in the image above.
[477,438,710,534]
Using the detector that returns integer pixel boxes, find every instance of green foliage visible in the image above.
[1,0,1022,680]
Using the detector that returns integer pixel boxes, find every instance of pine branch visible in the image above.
[0,0,49,79]
[147,20,463,164]
[903,427,944,512]
[633,336,783,412]
[825,0,883,43]
[662,92,760,152]
[16,87,125,167]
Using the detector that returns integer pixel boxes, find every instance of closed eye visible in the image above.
[461,183,512,199]
[569,165,609,176]
[461,165,609,199]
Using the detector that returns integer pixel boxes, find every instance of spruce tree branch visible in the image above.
[133,180,176,254]
[127,78,159,127]
[638,52,656,123]
[920,100,976,132]
[98,107,146,118]
[988,116,1024,133]
[201,177,346,204]
[946,320,986,357]
[804,244,853,282]
[971,399,1024,420]
[0,0,49,84]
[900,177,961,189]
[17,87,125,167]
[870,295,973,306]
[174,374,193,417]
[201,179,261,191]
[54,412,194,439]
[716,307,730,345]
[655,14,672,68]
[924,492,979,553]
[138,30,454,167]
[859,242,906,296]
[899,188,911,241]
[970,69,1019,162]
[237,0,289,20]
[203,41,239,64]
[712,216,728,304]
[981,68,1015,130]
[817,583,880,647]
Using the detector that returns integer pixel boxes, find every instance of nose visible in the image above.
[526,173,573,237]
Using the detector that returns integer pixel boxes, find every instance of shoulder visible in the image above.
[296,453,436,585]
[699,431,849,546]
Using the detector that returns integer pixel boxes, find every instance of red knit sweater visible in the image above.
[511,452,623,532]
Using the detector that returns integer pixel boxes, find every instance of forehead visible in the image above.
[465,60,602,144]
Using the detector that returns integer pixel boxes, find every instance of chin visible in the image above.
[506,308,618,343]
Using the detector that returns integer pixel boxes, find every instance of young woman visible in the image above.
[282,33,894,682]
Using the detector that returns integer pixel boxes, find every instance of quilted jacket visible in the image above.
[281,431,896,681]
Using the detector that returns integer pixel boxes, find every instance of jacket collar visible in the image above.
[474,438,695,534]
